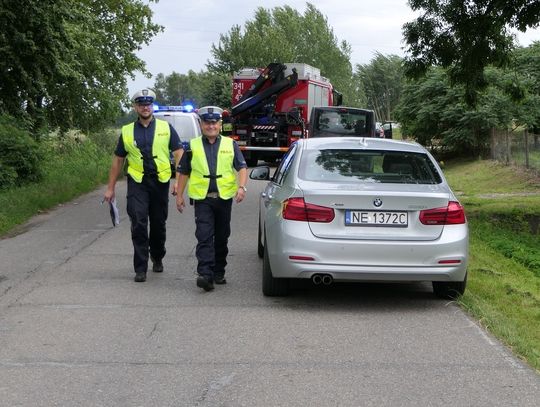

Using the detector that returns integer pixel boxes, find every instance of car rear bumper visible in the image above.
[265,222,468,282]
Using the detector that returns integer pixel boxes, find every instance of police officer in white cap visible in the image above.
[104,89,183,282]
[175,106,247,291]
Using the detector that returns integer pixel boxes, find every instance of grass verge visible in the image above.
[444,158,540,371]
[0,130,115,235]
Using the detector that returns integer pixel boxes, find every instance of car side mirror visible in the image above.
[250,166,270,181]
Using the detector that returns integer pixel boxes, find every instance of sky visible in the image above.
[128,0,540,97]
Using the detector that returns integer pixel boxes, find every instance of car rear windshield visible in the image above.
[298,149,443,184]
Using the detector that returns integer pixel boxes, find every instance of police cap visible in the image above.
[198,106,223,122]
[131,89,156,105]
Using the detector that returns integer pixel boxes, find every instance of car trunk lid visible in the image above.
[299,182,451,241]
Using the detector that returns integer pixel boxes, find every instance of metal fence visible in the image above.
[490,129,540,173]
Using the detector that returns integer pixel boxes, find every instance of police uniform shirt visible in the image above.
[178,135,247,193]
[115,118,182,176]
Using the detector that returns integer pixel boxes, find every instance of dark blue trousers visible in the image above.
[194,197,232,280]
[126,176,169,274]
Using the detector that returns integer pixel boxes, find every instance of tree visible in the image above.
[153,71,232,109]
[154,71,204,106]
[403,0,540,105]
[0,0,162,133]
[395,68,492,154]
[355,53,404,122]
[395,42,540,155]
[207,3,360,106]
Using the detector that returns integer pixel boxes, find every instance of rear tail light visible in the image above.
[419,201,466,225]
[230,134,240,141]
[282,198,335,223]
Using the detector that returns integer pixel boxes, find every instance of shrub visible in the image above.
[0,114,42,188]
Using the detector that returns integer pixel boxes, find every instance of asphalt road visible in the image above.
[0,177,538,406]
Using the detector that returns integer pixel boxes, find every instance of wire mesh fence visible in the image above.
[490,129,540,174]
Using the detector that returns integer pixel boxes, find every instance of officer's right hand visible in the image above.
[103,188,115,203]
[176,195,185,213]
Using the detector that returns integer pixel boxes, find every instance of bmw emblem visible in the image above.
[373,198,383,207]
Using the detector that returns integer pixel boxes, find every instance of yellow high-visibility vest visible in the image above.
[122,119,171,183]
[188,136,237,200]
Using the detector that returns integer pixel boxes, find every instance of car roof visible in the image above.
[299,137,425,153]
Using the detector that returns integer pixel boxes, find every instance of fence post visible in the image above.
[524,129,529,169]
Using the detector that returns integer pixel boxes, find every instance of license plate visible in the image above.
[237,140,246,146]
[345,210,408,227]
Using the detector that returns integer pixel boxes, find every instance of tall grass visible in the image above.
[0,128,117,235]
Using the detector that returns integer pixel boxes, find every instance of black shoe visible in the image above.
[214,275,227,285]
[134,272,146,282]
[151,256,163,273]
[196,276,214,291]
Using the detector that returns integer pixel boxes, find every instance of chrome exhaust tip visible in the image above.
[312,274,323,285]
[322,274,333,285]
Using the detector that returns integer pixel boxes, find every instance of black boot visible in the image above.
[134,271,147,282]
[196,276,214,291]
[151,256,163,273]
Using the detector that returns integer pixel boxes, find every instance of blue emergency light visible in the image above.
[153,104,195,112]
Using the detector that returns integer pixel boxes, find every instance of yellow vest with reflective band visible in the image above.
[188,136,237,200]
[122,119,171,183]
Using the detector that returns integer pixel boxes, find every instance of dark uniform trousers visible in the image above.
[126,175,169,274]
[194,197,233,280]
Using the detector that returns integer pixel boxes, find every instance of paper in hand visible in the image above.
[109,198,120,227]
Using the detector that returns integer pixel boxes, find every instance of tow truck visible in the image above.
[226,62,342,166]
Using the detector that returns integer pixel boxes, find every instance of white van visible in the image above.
[154,107,202,146]
[154,106,202,177]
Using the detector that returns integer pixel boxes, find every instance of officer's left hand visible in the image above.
[176,195,185,213]
[235,188,246,203]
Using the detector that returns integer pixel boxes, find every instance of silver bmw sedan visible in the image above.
[250,137,468,298]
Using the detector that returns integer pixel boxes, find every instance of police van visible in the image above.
[153,105,202,177]
[153,105,202,148]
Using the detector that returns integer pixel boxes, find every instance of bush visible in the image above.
[0,114,42,188]
[88,127,119,152]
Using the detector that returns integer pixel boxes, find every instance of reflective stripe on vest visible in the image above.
[122,119,171,183]
[188,136,237,200]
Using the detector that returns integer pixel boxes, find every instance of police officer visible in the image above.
[104,89,183,282]
[175,106,247,291]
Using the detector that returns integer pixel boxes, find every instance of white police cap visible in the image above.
[131,89,156,105]
[198,106,223,122]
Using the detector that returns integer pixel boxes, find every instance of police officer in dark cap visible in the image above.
[104,89,183,282]
[175,106,247,291]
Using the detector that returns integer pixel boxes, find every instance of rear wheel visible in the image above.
[433,272,467,299]
[262,240,289,296]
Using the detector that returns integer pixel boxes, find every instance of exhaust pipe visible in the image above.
[322,274,333,285]
[312,274,323,285]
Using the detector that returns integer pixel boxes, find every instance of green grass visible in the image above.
[0,134,114,235]
[443,158,540,371]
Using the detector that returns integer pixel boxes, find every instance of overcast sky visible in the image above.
[128,0,540,96]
